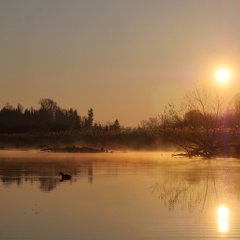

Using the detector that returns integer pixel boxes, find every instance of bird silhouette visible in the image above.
[59,172,71,181]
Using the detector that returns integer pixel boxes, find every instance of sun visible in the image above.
[216,68,230,84]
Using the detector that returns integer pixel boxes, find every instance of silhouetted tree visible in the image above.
[16,103,24,114]
[161,85,225,158]
[110,119,121,131]
[84,108,94,129]
[68,109,80,130]
[38,98,59,120]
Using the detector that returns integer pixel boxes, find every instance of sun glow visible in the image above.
[218,205,229,233]
[216,68,230,84]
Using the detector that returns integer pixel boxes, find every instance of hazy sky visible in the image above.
[1,0,240,126]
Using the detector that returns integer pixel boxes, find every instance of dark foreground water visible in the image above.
[0,150,240,240]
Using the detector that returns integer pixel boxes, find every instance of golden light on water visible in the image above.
[216,68,230,84]
[218,205,229,233]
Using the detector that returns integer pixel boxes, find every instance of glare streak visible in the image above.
[218,205,229,233]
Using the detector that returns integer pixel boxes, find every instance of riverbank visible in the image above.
[40,145,109,153]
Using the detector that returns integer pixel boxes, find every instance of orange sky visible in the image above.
[1,0,240,126]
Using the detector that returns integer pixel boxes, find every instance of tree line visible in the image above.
[0,98,164,150]
[0,98,120,133]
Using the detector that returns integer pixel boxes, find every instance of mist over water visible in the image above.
[1,150,240,239]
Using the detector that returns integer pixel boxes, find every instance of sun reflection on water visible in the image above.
[218,205,229,233]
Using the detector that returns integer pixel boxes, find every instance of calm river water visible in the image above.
[0,150,240,240]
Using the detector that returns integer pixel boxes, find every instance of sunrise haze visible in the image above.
[1,0,240,126]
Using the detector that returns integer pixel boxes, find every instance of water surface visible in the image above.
[0,150,240,239]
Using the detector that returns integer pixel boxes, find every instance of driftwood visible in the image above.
[171,144,240,159]
[172,148,214,159]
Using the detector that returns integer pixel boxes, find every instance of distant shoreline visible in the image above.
[0,145,111,153]
[40,145,109,153]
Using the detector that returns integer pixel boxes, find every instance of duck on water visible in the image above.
[59,172,72,181]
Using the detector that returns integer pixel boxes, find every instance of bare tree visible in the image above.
[38,98,59,121]
[38,98,58,113]
[160,85,225,158]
